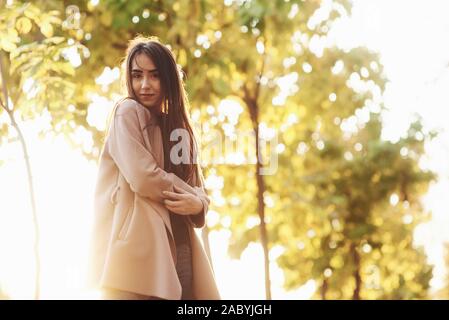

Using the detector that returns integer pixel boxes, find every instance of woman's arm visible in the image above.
[163,185,204,215]
[188,185,210,228]
[187,166,210,228]
[161,159,210,228]
[108,100,198,203]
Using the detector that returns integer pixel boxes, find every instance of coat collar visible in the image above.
[135,102,164,130]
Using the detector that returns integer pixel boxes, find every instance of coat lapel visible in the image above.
[136,106,173,239]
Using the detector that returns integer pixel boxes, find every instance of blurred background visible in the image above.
[0,0,448,300]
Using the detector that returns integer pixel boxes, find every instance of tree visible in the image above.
[2,0,437,300]
[55,1,348,298]
[198,0,356,300]
[435,242,449,299]
[276,114,435,299]
[1,0,87,299]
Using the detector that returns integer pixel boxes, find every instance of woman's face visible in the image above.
[131,53,163,110]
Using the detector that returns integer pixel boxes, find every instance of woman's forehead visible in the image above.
[132,53,157,71]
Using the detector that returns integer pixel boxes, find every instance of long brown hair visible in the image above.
[122,36,200,185]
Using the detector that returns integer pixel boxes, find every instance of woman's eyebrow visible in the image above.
[131,68,158,73]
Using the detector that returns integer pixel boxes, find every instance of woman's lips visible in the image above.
[140,94,155,100]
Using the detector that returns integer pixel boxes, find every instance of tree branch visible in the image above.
[255,36,268,103]
[0,50,12,113]
[0,49,41,300]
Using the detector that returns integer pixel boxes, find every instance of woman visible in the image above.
[87,36,220,300]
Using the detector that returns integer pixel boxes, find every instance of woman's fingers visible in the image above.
[163,190,199,215]
[163,198,193,215]
[163,190,186,200]
[173,184,189,194]
[164,202,188,215]
[164,199,181,207]
[163,185,190,199]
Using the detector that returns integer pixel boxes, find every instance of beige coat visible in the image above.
[87,98,220,300]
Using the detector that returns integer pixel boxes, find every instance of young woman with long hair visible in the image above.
[87,36,220,300]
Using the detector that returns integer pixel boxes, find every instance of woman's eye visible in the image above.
[132,74,141,79]
[152,73,159,79]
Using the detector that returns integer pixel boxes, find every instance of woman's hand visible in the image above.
[162,185,204,216]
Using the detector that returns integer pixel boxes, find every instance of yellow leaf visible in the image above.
[8,28,19,39]
[16,17,32,34]
[24,4,41,21]
[371,172,381,183]
[76,29,84,41]
[298,105,307,118]
[48,10,60,16]
[100,11,112,26]
[0,38,17,52]
[177,49,187,67]
[40,22,53,37]
[43,37,65,45]
[330,255,344,269]
[87,2,95,12]
[84,17,95,32]
[284,129,295,145]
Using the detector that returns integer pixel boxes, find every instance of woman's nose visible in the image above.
[141,76,151,89]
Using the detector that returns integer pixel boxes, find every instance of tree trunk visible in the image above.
[244,93,271,300]
[321,278,328,300]
[0,52,41,300]
[255,123,271,300]
[240,47,271,299]
[351,242,361,300]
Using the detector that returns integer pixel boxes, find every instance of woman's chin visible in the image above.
[139,100,155,108]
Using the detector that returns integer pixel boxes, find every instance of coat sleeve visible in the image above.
[108,100,199,203]
[186,165,210,228]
